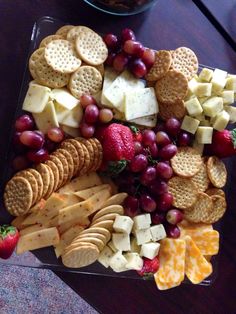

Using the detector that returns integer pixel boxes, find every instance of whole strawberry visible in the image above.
[137,256,160,277]
[208,129,236,158]
[0,225,19,259]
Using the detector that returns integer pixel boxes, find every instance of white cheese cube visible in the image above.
[61,125,80,138]
[199,119,211,126]
[51,88,79,110]
[150,224,166,242]
[225,106,236,123]
[181,116,200,134]
[124,252,143,270]
[112,233,130,251]
[107,240,118,253]
[33,101,59,133]
[135,228,152,245]
[198,96,209,105]
[211,69,227,93]
[109,251,128,272]
[221,90,235,105]
[113,216,134,234]
[202,97,223,117]
[194,113,205,121]
[130,236,140,253]
[124,88,158,120]
[133,214,151,230]
[23,83,51,113]
[60,104,83,128]
[196,126,213,144]
[192,140,204,155]
[213,110,230,131]
[225,76,236,92]
[194,83,212,97]
[184,97,203,116]
[98,246,113,268]
[199,68,213,82]
[140,242,160,259]
[129,114,157,128]
[188,77,199,93]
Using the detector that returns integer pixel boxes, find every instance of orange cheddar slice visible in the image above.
[154,274,181,290]
[156,238,186,284]
[185,236,212,284]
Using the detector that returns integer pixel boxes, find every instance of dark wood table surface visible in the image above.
[1,0,236,313]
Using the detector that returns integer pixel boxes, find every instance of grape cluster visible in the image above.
[103,28,155,78]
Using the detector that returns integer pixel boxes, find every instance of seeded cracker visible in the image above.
[146,50,172,81]
[158,100,186,121]
[207,156,227,188]
[184,192,213,223]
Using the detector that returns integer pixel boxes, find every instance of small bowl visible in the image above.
[83,0,158,16]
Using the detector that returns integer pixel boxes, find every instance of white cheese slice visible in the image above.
[33,101,59,133]
[124,252,143,270]
[51,88,79,110]
[98,246,113,268]
[101,67,118,107]
[140,242,160,259]
[23,83,51,113]
[112,233,131,251]
[133,214,151,231]
[129,114,157,128]
[150,224,166,242]
[60,104,83,128]
[109,251,128,272]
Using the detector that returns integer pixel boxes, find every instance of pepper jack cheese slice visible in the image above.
[184,236,212,284]
[33,100,59,133]
[60,104,83,128]
[51,88,79,110]
[23,83,51,113]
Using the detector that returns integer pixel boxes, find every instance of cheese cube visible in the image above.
[98,246,113,268]
[192,140,204,155]
[211,69,227,93]
[23,83,51,113]
[135,228,152,245]
[150,224,166,242]
[113,215,134,234]
[130,236,140,253]
[109,251,128,272]
[225,76,236,92]
[213,110,229,131]
[199,119,211,126]
[225,106,236,123]
[140,242,160,259]
[188,77,199,93]
[202,97,223,117]
[129,114,157,128]
[194,83,212,97]
[198,97,209,105]
[60,104,83,128]
[33,101,59,133]
[221,90,235,105]
[124,88,159,120]
[107,240,118,253]
[184,97,203,116]
[196,126,213,144]
[194,113,205,121]
[198,68,213,82]
[181,116,200,134]
[112,233,130,251]
[133,214,151,230]
[51,88,79,110]
[124,252,143,270]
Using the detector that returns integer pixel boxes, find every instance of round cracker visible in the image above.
[51,151,69,186]
[39,34,64,48]
[76,137,94,173]
[191,162,210,192]
[66,26,95,42]
[155,70,188,103]
[74,232,107,244]
[75,140,90,175]
[71,237,105,252]
[92,138,103,171]
[171,47,198,81]
[28,48,45,80]
[69,66,102,99]
[15,170,38,205]
[158,99,186,121]
[145,50,172,81]
[75,31,108,65]
[79,227,110,243]
[203,195,226,224]
[168,176,198,209]
[43,163,55,199]
[205,188,225,198]
[28,168,44,203]
[55,148,74,181]
[184,192,213,223]
[92,205,124,221]
[66,139,85,172]
[207,156,227,188]
[4,176,33,216]
[92,213,119,224]
[88,138,99,172]
[103,193,127,208]
[56,25,75,38]
[90,220,114,231]
[45,159,60,191]
[35,163,51,199]
[49,155,64,188]
[44,39,81,73]
[60,140,80,176]
[171,147,203,178]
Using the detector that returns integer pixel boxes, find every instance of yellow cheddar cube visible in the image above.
[225,76,236,92]
[212,110,230,131]
[188,77,199,93]
[194,83,212,97]
[199,119,211,127]
[202,97,223,117]
[225,106,236,123]
[184,97,203,116]
[194,113,205,121]
[181,116,200,134]
[221,90,235,105]
[196,126,213,144]
[198,68,213,82]
[211,69,227,93]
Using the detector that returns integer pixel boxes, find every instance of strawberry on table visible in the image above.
[137,256,160,277]
[0,225,20,259]
[208,128,236,158]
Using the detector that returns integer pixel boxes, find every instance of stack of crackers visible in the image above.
[146,47,198,120]
[4,137,103,216]
[168,147,227,224]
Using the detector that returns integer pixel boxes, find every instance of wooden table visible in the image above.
[0,0,236,313]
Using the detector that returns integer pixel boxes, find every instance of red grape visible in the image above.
[13,132,26,153]
[47,127,64,143]
[80,94,96,108]
[140,194,156,213]
[149,143,158,158]
[177,131,192,147]
[130,154,148,172]
[142,129,156,147]
[166,209,184,225]
[123,40,144,56]
[121,28,136,42]
[105,52,116,66]
[157,192,173,211]
[130,58,147,78]
[156,162,173,180]
[113,52,129,72]
[134,141,143,155]
[150,179,168,195]
[27,148,49,163]
[84,104,99,124]
[140,166,157,185]
[12,155,30,171]
[165,224,180,238]
[158,144,177,160]
[44,137,57,152]
[99,108,113,123]
[151,211,166,225]
[142,48,155,69]
[15,114,34,132]
[20,131,44,149]
[103,33,118,50]
[124,196,139,218]
[165,118,181,137]
[80,122,95,138]
[156,131,171,147]
[153,122,165,133]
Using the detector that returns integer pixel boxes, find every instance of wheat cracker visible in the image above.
[45,159,60,191]
[92,138,103,171]
[74,232,107,245]
[184,192,213,223]
[205,188,225,198]
[15,170,38,205]
[191,162,210,192]
[146,50,172,81]
[49,155,64,188]
[158,99,186,121]
[71,237,105,252]
[203,195,226,224]
[92,213,119,224]
[55,148,74,181]
[103,193,127,208]
[66,139,85,172]
[75,139,91,175]
[87,138,99,172]
[35,163,51,199]
[79,227,110,243]
[207,156,227,188]
[76,137,94,173]
[28,168,44,203]
[60,140,80,176]
[51,151,69,186]
[43,164,55,199]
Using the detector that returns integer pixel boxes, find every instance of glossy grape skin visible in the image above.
[156,162,173,180]
[166,209,184,225]
[140,194,156,213]
[15,114,34,132]
[47,127,64,143]
[13,132,26,153]
[134,141,143,155]
[130,154,148,173]
[80,122,95,138]
[142,129,156,147]
[157,192,173,212]
[113,52,129,72]
[165,224,181,238]
[103,33,118,50]
[177,131,192,146]
[149,180,168,195]
[80,94,96,108]
[140,166,157,185]
[27,148,49,163]
[142,48,155,69]
[129,58,147,78]
[158,144,177,160]
[84,104,99,124]
[20,131,44,149]
[124,195,139,217]
[151,211,166,225]
[99,108,113,123]
[123,40,144,56]
[156,131,171,147]
[149,143,158,158]
[165,118,181,137]
[121,28,136,42]
[105,52,116,66]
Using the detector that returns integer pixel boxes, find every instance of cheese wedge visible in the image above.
[74,184,111,200]
[61,125,80,138]
[33,101,59,133]
[129,114,157,128]
[51,88,79,110]
[60,104,83,128]
[22,83,51,113]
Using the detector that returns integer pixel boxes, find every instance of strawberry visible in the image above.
[207,128,236,158]
[130,125,142,142]
[0,225,20,259]
[137,256,160,277]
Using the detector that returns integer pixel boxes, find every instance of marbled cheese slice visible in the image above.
[154,274,181,290]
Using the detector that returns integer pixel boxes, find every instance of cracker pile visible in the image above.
[146,47,198,120]
[4,137,103,216]
[168,149,227,224]
[29,25,107,97]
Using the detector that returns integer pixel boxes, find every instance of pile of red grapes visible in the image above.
[115,117,193,238]
[13,114,65,171]
[103,28,155,78]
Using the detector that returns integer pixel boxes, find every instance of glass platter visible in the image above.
[0,16,232,284]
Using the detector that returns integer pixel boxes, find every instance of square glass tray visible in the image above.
[0,16,231,284]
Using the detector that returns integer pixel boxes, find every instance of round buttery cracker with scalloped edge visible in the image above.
[146,50,172,81]
[56,25,75,38]
[29,48,45,81]
[206,156,227,188]
[45,159,60,192]
[39,35,64,48]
